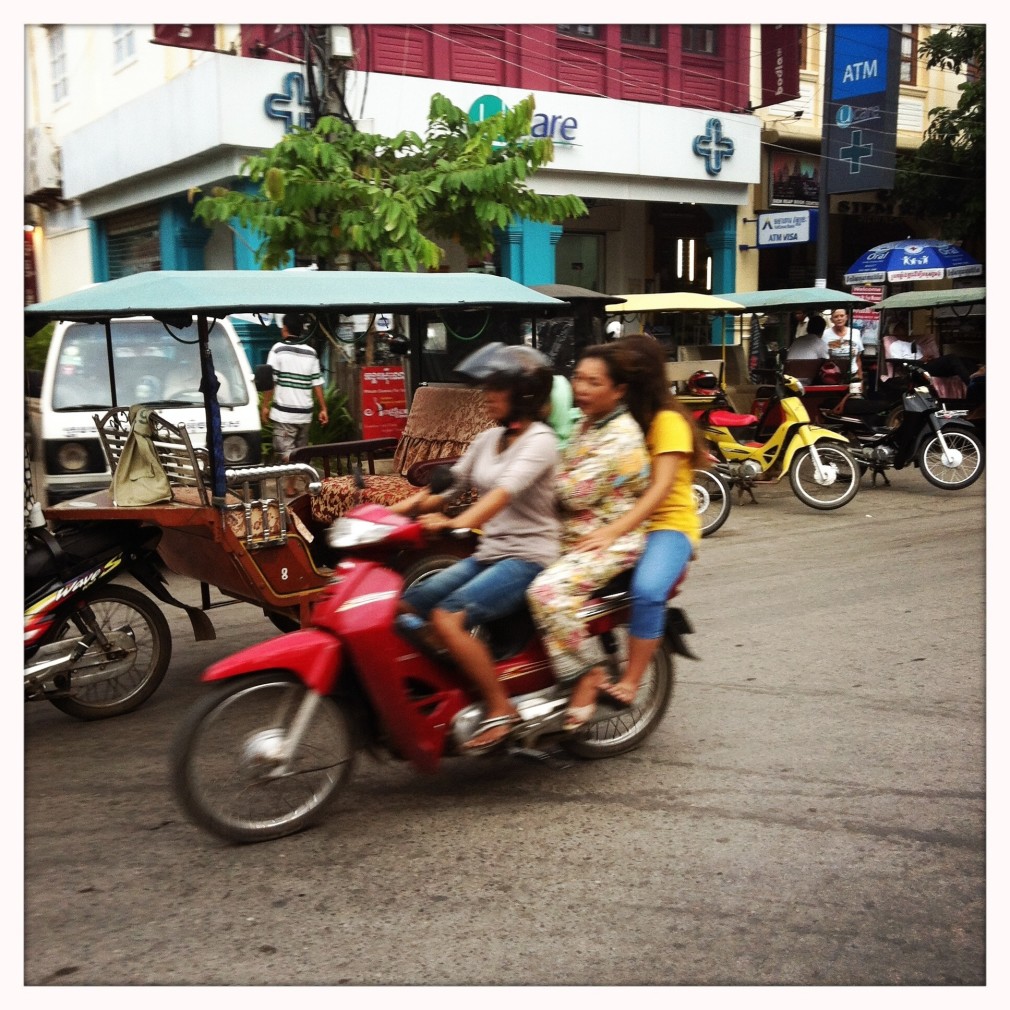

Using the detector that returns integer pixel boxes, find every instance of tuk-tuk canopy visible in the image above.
[25,270,565,504]
[24,270,566,323]
[722,287,873,312]
[875,287,985,311]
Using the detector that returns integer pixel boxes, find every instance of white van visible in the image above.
[33,315,263,503]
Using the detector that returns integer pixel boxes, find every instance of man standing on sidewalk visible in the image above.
[260,313,328,496]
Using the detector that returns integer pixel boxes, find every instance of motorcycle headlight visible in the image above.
[326,517,395,549]
[222,434,251,463]
[56,441,90,472]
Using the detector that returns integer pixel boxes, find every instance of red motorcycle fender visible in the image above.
[202,629,342,694]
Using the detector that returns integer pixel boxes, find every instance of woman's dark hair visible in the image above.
[610,334,707,469]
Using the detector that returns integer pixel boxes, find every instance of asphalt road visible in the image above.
[23,469,988,990]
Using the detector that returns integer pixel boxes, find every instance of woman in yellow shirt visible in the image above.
[566,333,707,720]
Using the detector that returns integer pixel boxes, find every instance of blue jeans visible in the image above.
[629,530,693,639]
[401,555,544,629]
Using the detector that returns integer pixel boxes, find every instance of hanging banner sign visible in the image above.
[825,24,902,194]
[760,25,803,108]
[360,366,408,440]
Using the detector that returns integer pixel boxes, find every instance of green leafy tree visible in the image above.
[894,25,985,249]
[193,93,587,271]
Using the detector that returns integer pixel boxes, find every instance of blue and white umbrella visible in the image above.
[844,239,982,286]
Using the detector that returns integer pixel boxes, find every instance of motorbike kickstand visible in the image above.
[869,467,891,487]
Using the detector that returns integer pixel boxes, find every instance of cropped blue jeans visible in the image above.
[629,530,693,640]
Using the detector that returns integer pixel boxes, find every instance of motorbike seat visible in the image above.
[698,408,759,428]
[24,521,152,589]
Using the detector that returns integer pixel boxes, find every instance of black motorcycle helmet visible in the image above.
[454,342,554,423]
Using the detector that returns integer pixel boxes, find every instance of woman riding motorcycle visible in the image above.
[526,343,651,729]
[390,343,561,752]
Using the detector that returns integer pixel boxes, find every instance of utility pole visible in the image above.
[815,27,834,288]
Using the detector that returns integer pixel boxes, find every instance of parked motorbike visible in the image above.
[170,503,696,843]
[819,364,985,490]
[694,370,860,510]
[693,457,732,537]
[24,519,200,719]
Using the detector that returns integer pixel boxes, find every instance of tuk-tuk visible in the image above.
[603,291,745,410]
[722,287,874,424]
[25,270,564,632]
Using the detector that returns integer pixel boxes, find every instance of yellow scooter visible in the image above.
[693,369,860,510]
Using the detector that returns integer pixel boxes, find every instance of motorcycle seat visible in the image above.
[699,409,759,428]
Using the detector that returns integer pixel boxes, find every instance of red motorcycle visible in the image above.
[170,502,695,843]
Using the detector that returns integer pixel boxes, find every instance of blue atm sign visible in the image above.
[832,25,890,100]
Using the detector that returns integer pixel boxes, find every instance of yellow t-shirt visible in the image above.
[645,410,701,544]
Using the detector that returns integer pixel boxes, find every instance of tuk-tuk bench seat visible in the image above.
[293,383,494,524]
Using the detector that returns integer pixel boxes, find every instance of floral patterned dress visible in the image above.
[527,406,650,682]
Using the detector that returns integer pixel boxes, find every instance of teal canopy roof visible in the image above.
[722,287,873,312]
[875,287,985,310]
[24,270,565,322]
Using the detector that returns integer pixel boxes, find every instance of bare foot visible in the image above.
[599,679,638,706]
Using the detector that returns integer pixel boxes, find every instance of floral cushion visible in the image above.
[310,474,417,525]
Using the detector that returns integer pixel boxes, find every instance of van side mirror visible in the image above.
[254,364,274,392]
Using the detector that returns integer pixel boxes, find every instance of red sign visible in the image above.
[360,366,408,441]
[24,231,37,306]
[760,25,802,108]
[240,25,307,61]
[152,25,218,53]
[851,286,884,303]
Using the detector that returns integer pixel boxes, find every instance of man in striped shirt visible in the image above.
[260,313,329,495]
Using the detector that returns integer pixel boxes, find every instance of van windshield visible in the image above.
[51,320,250,411]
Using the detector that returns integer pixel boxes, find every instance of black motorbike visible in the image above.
[820,364,984,491]
[25,519,213,720]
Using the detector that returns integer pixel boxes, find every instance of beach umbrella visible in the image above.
[844,240,982,286]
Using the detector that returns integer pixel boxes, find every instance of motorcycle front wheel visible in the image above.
[171,673,356,844]
[561,628,674,760]
[693,469,732,537]
[788,443,860,510]
[47,584,171,720]
[917,429,984,490]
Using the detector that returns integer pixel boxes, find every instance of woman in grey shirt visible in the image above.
[392,343,561,753]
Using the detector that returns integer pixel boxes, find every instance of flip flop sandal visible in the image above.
[462,713,521,753]
[562,704,596,732]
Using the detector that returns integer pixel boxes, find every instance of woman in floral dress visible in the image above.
[527,344,650,727]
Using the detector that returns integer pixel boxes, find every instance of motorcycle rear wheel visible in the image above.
[561,628,674,759]
[693,469,732,537]
[171,673,356,844]
[917,430,984,490]
[788,443,860,510]
[47,584,171,720]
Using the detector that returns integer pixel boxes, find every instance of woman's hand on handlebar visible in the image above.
[418,512,454,533]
